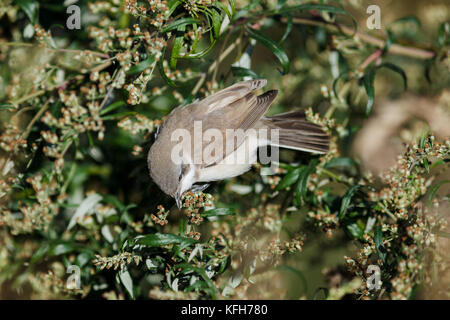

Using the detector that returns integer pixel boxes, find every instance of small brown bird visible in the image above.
[148,79,329,207]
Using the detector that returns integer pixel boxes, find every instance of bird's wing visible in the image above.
[198,79,267,114]
[200,89,278,168]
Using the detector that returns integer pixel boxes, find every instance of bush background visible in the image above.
[0,0,449,299]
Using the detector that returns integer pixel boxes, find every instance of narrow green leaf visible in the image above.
[100,101,126,115]
[158,57,177,88]
[211,8,222,39]
[347,223,364,239]
[15,0,39,23]
[324,157,358,170]
[170,26,185,69]
[102,111,137,120]
[374,226,387,263]
[279,15,293,44]
[167,0,181,16]
[428,180,450,203]
[296,160,318,203]
[162,18,199,32]
[126,55,155,75]
[134,233,196,247]
[363,68,375,117]
[339,184,361,219]
[231,66,259,79]
[0,103,16,110]
[246,26,290,74]
[332,72,349,99]
[378,63,407,90]
[313,287,329,300]
[277,167,303,191]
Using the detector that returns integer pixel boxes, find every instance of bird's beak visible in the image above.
[175,192,182,209]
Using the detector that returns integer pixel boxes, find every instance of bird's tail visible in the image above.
[260,110,329,154]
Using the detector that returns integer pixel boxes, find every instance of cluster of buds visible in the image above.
[308,209,338,238]
[33,24,53,46]
[93,252,142,270]
[0,122,26,153]
[150,205,169,226]
[259,234,305,265]
[186,231,201,240]
[118,114,160,136]
[88,0,121,14]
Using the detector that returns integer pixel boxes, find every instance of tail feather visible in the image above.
[261,110,329,154]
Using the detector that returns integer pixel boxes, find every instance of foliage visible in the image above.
[0,0,449,299]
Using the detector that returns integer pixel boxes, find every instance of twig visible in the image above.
[358,49,383,71]
[3,42,110,59]
[192,37,243,95]
[283,17,435,60]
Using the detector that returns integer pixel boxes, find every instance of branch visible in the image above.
[283,17,435,60]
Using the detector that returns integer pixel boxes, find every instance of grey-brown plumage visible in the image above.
[148,79,329,207]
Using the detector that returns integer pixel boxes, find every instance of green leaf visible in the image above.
[378,63,407,90]
[158,48,177,87]
[0,103,16,110]
[118,268,134,299]
[162,18,199,32]
[332,72,349,99]
[279,15,293,44]
[15,0,39,24]
[438,22,450,47]
[31,243,49,263]
[339,184,361,219]
[211,8,222,39]
[99,101,126,115]
[126,55,155,75]
[428,180,450,203]
[324,157,358,170]
[202,208,235,217]
[231,66,259,79]
[246,26,290,74]
[176,263,217,299]
[214,1,232,20]
[51,243,74,256]
[134,233,196,247]
[313,287,329,300]
[363,68,375,117]
[276,167,303,191]
[170,25,185,69]
[374,226,387,263]
[296,160,318,203]
[167,0,181,16]
[101,111,136,120]
[347,223,364,239]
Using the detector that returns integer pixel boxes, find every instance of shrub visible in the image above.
[0,0,449,299]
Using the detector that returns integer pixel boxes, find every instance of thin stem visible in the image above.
[192,37,243,95]
[4,42,109,59]
[284,17,435,60]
